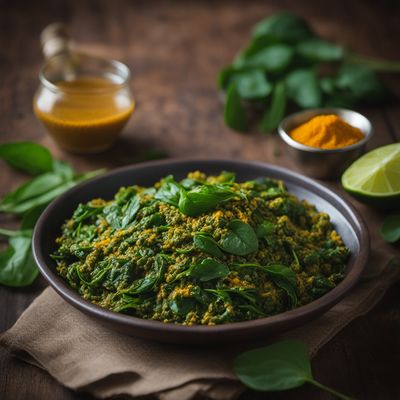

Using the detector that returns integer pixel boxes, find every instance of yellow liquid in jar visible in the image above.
[34,77,134,153]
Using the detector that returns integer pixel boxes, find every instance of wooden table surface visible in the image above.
[1,1,399,399]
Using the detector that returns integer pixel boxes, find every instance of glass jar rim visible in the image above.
[39,52,131,94]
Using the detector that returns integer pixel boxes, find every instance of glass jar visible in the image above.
[34,53,135,154]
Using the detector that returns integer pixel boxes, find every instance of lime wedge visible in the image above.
[341,143,400,209]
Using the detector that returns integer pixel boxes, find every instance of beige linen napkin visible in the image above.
[1,228,399,399]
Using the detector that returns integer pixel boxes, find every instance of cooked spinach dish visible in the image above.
[53,171,349,325]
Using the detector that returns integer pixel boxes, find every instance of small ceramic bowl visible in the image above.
[278,108,373,180]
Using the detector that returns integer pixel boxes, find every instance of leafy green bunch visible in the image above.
[0,142,103,287]
[219,12,399,132]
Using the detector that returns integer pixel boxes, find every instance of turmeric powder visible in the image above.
[290,114,364,149]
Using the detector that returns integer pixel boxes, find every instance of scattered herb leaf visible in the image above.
[234,340,354,400]
[380,215,400,243]
[220,219,258,256]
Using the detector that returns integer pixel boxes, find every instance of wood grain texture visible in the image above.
[0,0,399,399]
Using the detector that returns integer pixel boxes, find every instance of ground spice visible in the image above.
[290,114,364,149]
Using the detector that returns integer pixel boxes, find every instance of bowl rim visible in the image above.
[278,108,373,154]
[32,158,370,338]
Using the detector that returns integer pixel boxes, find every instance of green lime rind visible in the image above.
[341,143,400,209]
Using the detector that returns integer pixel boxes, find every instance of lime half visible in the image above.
[341,143,400,209]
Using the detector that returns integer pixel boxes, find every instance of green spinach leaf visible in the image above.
[179,185,239,217]
[0,230,38,287]
[380,215,400,243]
[264,263,298,306]
[286,69,321,108]
[0,181,76,215]
[255,221,275,238]
[260,80,286,133]
[297,39,344,62]
[0,172,65,210]
[237,45,294,72]
[170,297,197,316]
[234,340,354,399]
[252,13,313,43]
[193,233,224,258]
[121,196,140,228]
[0,142,53,175]
[155,175,182,207]
[220,219,258,256]
[188,258,229,282]
[224,84,248,132]
[335,63,387,101]
[234,70,272,99]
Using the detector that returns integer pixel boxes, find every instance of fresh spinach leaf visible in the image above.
[53,160,75,180]
[220,219,258,256]
[0,172,65,210]
[260,80,286,133]
[335,63,387,101]
[286,69,321,108]
[380,215,400,243]
[0,181,76,215]
[0,231,38,287]
[224,84,248,132]
[0,142,53,175]
[113,296,142,313]
[252,13,313,43]
[264,263,298,306]
[155,175,182,207]
[233,37,277,68]
[255,221,275,238]
[234,70,272,99]
[297,39,344,62]
[179,185,239,217]
[121,196,140,228]
[234,340,354,399]
[188,258,229,282]
[234,340,312,390]
[170,297,197,316]
[237,45,294,72]
[193,233,224,258]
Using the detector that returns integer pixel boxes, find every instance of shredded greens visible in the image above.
[53,171,349,325]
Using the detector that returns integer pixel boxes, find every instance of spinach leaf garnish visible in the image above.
[155,175,182,207]
[219,219,258,256]
[259,80,286,133]
[179,185,240,217]
[255,221,275,239]
[193,233,224,258]
[170,297,197,316]
[252,12,312,42]
[187,258,229,282]
[103,193,140,230]
[0,229,38,287]
[224,83,248,132]
[285,69,321,108]
[121,196,140,228]
[234,340,354,399]
[380,214,400,243]
[0,141,53,175]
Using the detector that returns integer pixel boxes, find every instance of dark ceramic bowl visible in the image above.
[33,159,369,344]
